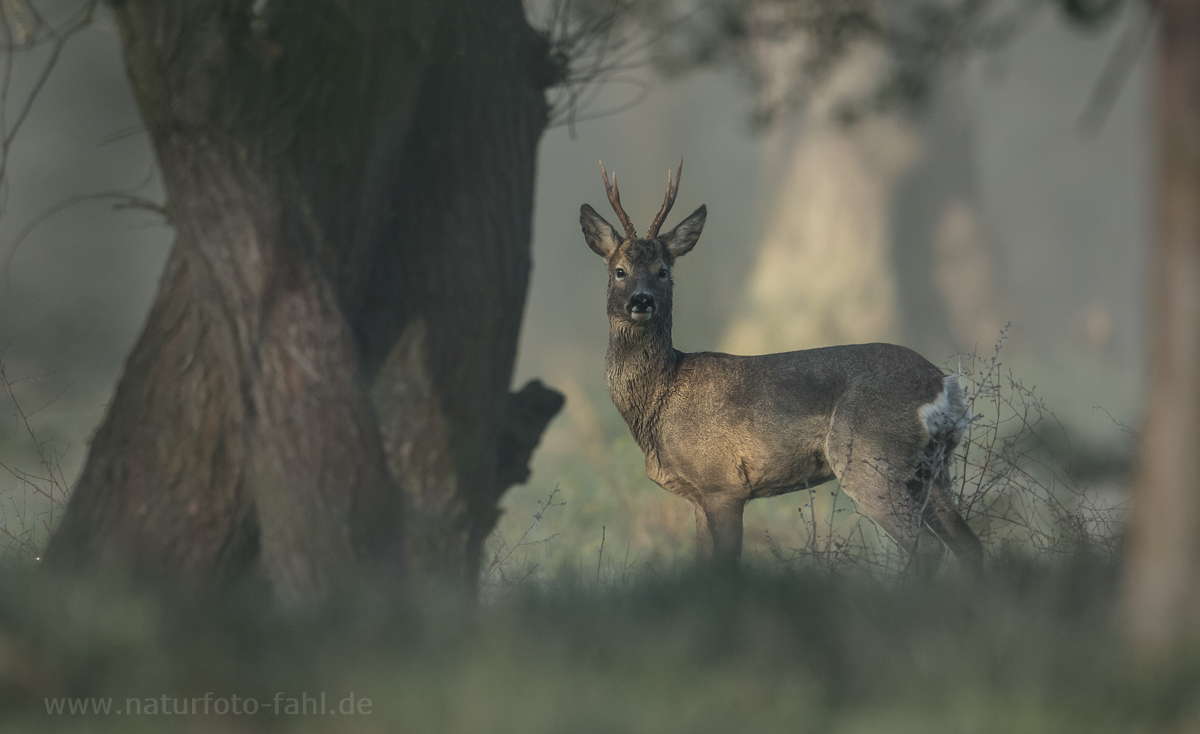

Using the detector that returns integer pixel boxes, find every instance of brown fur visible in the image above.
[580,177,984,571]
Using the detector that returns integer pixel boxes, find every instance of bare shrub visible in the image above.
[761,327,1130,578]
[952,346,1127,559]
[481,485,566,596]
[0,358,71,563]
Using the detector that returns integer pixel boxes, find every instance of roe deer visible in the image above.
[579,161,984,571]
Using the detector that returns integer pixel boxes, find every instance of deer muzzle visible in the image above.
[628,292,655,321]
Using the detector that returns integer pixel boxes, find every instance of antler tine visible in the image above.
[600,160,637,240]
[646,159,684,239]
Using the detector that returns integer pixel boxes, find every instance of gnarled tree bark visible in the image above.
[45,0,562,602]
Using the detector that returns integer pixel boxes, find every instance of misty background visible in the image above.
[0,5,1146,564]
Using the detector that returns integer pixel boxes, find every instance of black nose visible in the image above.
[628,293,655,313]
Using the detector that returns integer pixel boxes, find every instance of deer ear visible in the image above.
[661,204,706,258]
[580,204,621,258]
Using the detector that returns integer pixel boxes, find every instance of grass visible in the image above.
[0,337,1158,733]
[488,333,1133,588]
[3,556,1198,733]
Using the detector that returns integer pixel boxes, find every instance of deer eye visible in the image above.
[657,268,668,279]
[614,267,627,279]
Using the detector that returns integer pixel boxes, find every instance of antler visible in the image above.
[600,160,637,240]
[646,159,683,239]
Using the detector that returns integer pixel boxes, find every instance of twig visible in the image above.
[0,0,99,217]
[596,525,605,584]
[4,191,167,287]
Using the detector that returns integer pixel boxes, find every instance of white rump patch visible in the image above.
[918,374,977,445]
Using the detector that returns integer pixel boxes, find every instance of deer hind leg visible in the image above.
[914,373,985,569]
[840,461,946,574]
[693,493,746,564]
[826,424,945,573]
[914,470,984,570]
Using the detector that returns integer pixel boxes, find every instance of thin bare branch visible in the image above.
[3,191,167,287]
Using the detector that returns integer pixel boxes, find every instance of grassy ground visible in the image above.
[0,345,1153,733]
[2,555,1197,734]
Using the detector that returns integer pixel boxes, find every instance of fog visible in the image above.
[0,7,1148,560]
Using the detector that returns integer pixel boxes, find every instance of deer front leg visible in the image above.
[693,493,746,564]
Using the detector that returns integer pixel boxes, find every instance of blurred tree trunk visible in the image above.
[722,35,910,355]
[43,0,562,602]
[1123,0,1200,651]
[723,33,1000,360]
[890,77,1003,359]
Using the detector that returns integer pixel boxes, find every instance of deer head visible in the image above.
[579,160,707,325]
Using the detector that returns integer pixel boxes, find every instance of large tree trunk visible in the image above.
[44,0,562,602]
[890,76,1002,359]
[1123,0,1200,652]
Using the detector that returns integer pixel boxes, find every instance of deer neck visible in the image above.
[605,314,678,451]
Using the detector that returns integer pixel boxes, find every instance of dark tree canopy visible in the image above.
[571,0,1136,126]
